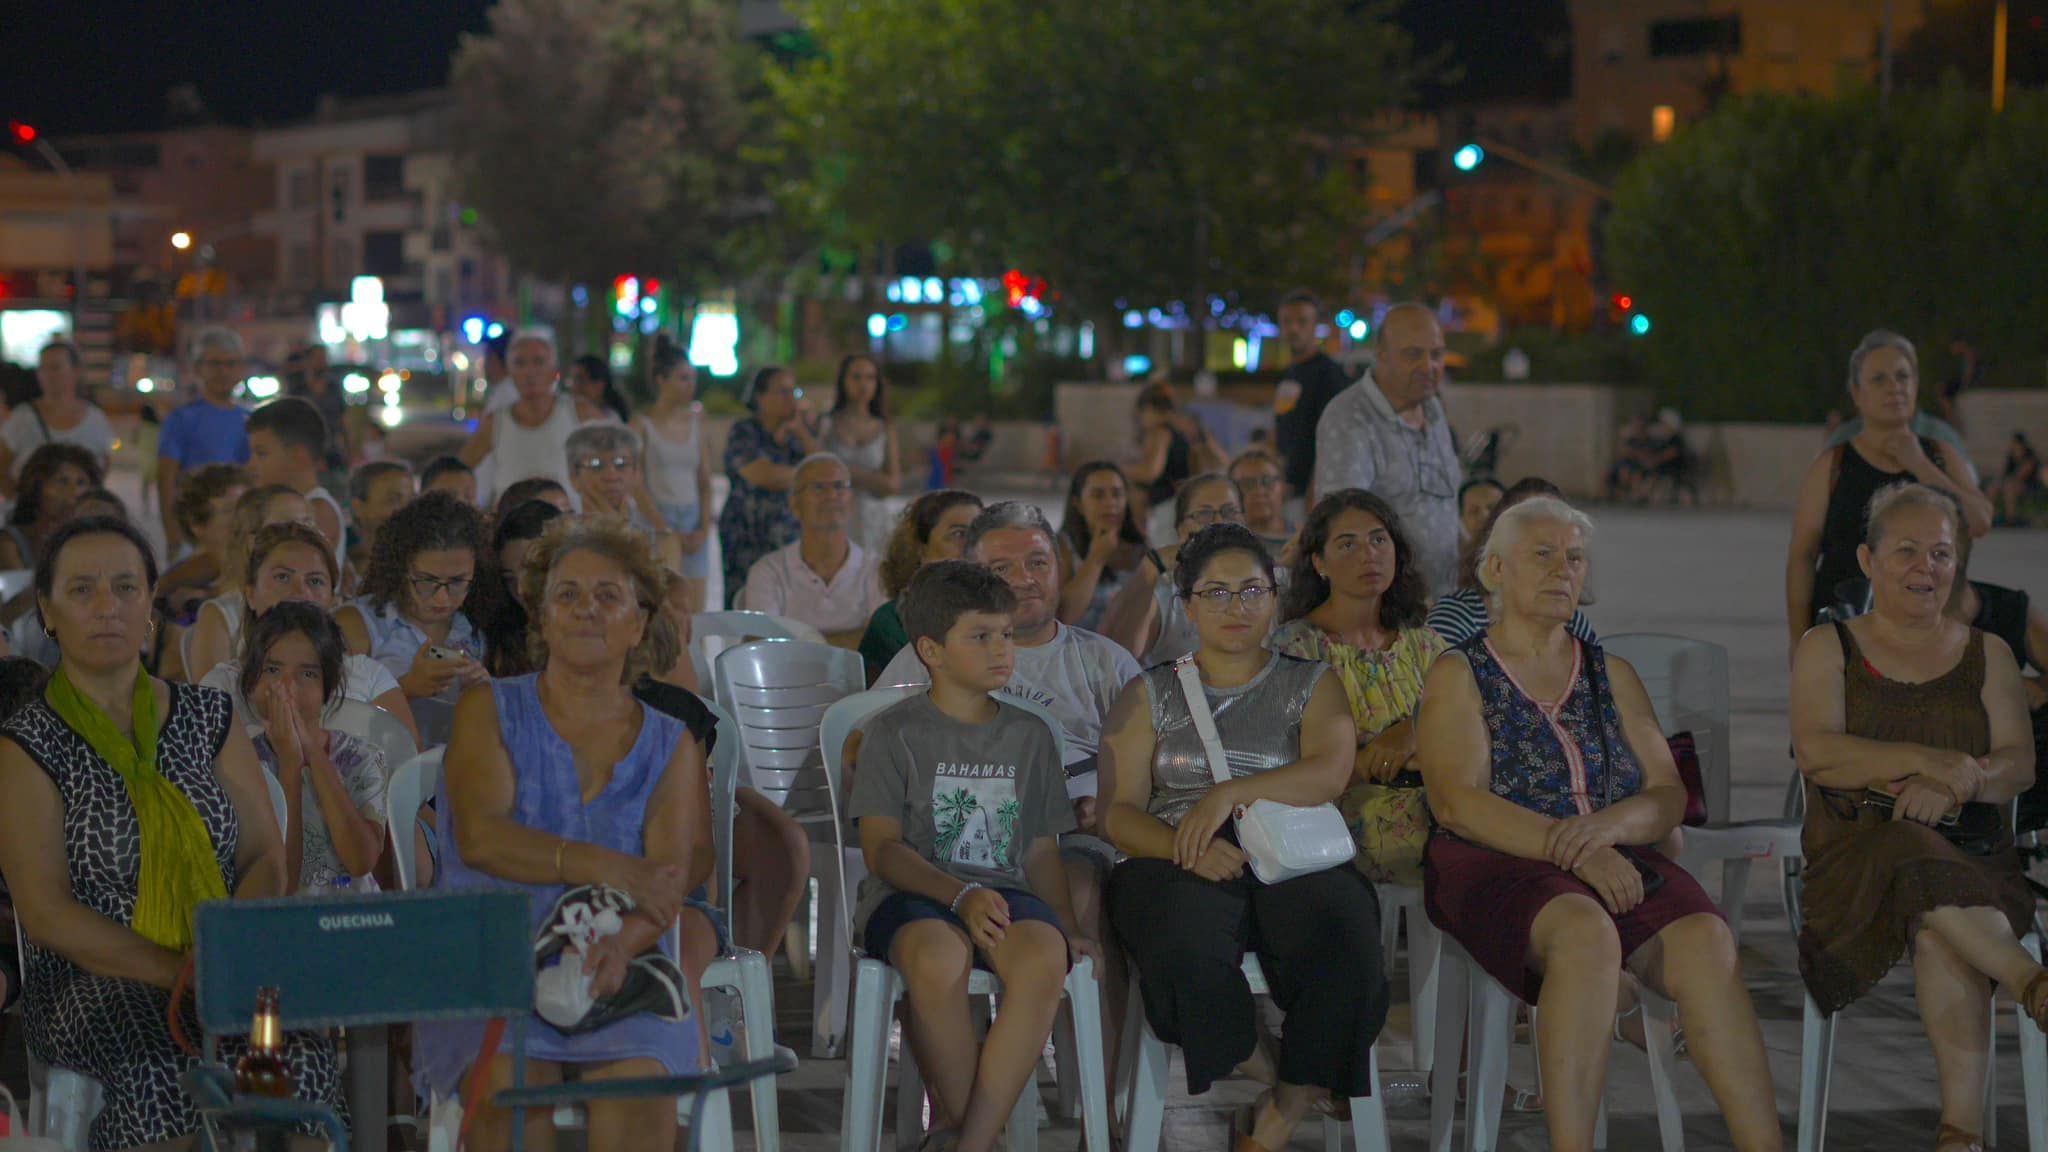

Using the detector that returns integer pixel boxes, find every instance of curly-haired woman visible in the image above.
[337,491,494,701]
[858,489,984,682]
[0,443,103,573]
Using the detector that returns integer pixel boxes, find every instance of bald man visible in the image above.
[1312,302,1463,595]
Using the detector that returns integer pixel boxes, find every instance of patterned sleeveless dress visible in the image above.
[4,682,341,1150]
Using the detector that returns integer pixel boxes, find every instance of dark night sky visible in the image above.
[0,0,1566,137]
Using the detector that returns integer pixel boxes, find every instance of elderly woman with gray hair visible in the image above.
[1788,330,1993,653]
[1793,481,2039,1152]
[1417,496,1781,1152]
[740,452,885,646]
[565,422,685,571]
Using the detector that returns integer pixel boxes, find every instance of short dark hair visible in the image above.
[0,656,48,723]
[349,459,413,504]
[573,354,612,387]
[174,464,248,535]
[1457,477,1505,505]
[248,396,329,458]
[13,444,105,528]
[1280,289,1321,315]
[495,476,567,520]
[1460,476,1564,590]
[35,515,159,600]
[484,330,513,364]
[902,560,1018,649]
[39,340,81,367]
[1173,523,1276,599]
[741,365,789,412]
[493,498,565,556]
[420,456,473,488]
[238,600,348,707]
[1281,489,1428,628]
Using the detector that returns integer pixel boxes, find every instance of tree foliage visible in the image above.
[1605,88,2048,421]
[448,0,758,292]
[770,0,1419,323]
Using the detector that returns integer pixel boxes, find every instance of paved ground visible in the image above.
[5,478,2047,1149]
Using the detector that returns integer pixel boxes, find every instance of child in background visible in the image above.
[348,460,417,572]
[157,464,249,620]
[247,396,348,566]
[420,455,478,508]
[849,560,1092,1152]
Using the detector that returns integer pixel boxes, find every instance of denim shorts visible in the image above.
[684,885,729,954]
[658,503,712,579]
[864,887,1067,970]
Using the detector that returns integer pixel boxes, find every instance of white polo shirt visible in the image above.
[741,539,885,635]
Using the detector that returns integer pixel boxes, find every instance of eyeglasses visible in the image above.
[1181,505,1244,528]
[577,455,634,472]
[409,572,473,600]
[803,480,854,495]
[1235,474,1282,491]
[1186,584,1274,613]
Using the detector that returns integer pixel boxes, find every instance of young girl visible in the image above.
[242,601,389,893]
[185,484,317,683]
[634,337,715,613]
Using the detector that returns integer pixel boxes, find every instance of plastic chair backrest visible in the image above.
[193,890,531,1037]
[1602,633,1731,821]
[701,698,743,913]
[327,697,419,777]
[265,769,289,842]
[690,611,828,707]
[383,747,447,892]
[0,568,31,601]
[714,639,864,820]
[411,695,457,748]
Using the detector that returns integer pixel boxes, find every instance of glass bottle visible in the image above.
[234,986,294,1098]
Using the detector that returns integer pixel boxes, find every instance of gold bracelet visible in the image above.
[554,839,568,882]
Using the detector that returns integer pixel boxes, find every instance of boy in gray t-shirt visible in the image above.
[848,560,1091,1152]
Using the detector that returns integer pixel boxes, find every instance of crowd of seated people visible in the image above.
[4,315,2046,1152]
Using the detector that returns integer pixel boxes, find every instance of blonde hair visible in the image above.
[518,516,668,682]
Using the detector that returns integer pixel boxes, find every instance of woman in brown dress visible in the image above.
[1792,481,2042,1152]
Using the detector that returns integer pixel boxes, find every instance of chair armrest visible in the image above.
[491,1053,797,1110]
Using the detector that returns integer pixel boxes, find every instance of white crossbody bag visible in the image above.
[1175,655,1355,884]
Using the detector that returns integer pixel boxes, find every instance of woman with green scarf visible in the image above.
[0,515,343,1150]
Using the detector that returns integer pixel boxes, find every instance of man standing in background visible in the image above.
[1270,289,1350,510]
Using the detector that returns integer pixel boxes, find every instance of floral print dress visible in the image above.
[717,418,803,607]
[1270,619,1445,884]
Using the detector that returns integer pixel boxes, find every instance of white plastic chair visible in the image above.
[17,927,103,1150]
[265,768,289,842]
[1427,937,1685,1152]
[1379,883,1444,1078]
[388,744,745,1152]
[1121,953,1391,1152]
[1604,633,1802,949]
[690,611,827,707]
[824,688,1113,1152]
[713,638,866,1056]
[327,697,420,779]
[0,568,33,601]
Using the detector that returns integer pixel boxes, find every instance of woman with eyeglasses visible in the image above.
[718,365,820,609]
[1100,523,1382,1152]
[337,491,494,702]
[1098,472,1245,665]
[1229,449,1294,557]
[1269,491,1442,887]
[563,423,685,574]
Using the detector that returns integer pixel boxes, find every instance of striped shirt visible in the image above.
[1426,586,1596,648]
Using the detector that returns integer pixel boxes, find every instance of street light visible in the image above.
[170,231,192,251]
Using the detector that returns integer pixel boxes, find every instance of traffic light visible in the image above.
[612,275,640,318]
[7,121,36,146]
[1630,313,1652,337]
[1453,143,1485,172]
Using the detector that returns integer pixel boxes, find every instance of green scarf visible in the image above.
[46,667,227,952]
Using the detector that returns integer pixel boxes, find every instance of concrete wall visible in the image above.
[1957,391,2048,477]
[1438,383,1653,498]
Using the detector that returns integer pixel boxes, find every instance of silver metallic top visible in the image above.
[1143,652,1328,827]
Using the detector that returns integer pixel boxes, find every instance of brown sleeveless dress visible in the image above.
[1798,624,2034,1014]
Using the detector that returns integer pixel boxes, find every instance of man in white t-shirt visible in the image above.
[743,454,884,645]
[874,500,1141,813]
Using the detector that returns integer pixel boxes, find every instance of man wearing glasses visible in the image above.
[158,327,254,552]
[1312,302,1463,596]
[740,453,884,647]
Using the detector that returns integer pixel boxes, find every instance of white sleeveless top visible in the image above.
[306,485,349,571]
[490,392,582,494]
[638,410,703,509]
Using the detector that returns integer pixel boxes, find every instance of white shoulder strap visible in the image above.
[1174,655,1234,788]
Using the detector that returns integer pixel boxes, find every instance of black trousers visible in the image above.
[1108,856,1388,1098]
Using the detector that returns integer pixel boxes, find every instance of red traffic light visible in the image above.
[1612,294,1633,311]
[8,121,37,146]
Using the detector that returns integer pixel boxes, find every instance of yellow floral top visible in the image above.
[1268,619,1445,740]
